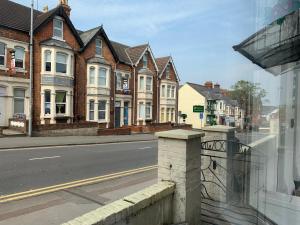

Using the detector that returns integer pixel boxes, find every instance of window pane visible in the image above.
[14,89,25,98]
[98,100,106,110]
[89,67,95,84]
[139,103,145,118]
[14,99,24,114]
[98,68,107,86]
[116,73,122,89]
[167,85,171,97]
[96,39,102,55]
[0,43,5,55]
[89,100,94,120]
[15,47,24,68]
[56,53,67,73]
[162,85,165,97]
[143,55,147,68]
[45,91,51,114]
[139,76,144,90]
[146,77,152,91]
[45,51,51,72]
[55,92,66,103]
[54,19,63,38]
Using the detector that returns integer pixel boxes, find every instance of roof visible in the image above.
[110,41,132,65]
[126,44,148,65]
[79,27,101,46]
[0,0,42,32]
[156,56,170,74]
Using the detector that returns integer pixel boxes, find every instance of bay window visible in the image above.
[96,38,102,56]
[56,52,67,73]
[139,76,144,90]
[0,42,5,66]
[53,18,63,39]
[98,100,106,120]
[89,100,95,120]
[146,102,151,119]
[89,67,95,85]
[98,67,107,86]
[15,46,25,68]
[45,50,52,72]
[44,90,51,115]
[55,91,66,114]
[13,88,25,114]
[146,77,152,91]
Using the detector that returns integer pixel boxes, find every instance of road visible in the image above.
[0,140,157,196]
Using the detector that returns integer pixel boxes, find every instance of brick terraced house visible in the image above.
[0,0,180,130]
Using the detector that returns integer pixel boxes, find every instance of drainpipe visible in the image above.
[133,67,136,125]
[157,74,159,123]
[28,0,34,137]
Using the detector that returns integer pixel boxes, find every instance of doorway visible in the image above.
[115,101,121,128]
[124,101,129,126]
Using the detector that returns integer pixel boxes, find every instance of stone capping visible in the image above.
[62,181,175,225]
[155,129,204,140]
[202,125,236,133]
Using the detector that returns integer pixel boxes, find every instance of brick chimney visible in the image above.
[59,0,71,16]
[204,81,213,89]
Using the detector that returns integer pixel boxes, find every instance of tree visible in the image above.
[228,80,267,119]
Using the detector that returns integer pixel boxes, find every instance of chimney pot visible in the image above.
[204,81,213,89]
[43,5,49,13]
[59,0,71,16]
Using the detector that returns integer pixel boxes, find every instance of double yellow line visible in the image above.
[0,165,157,203]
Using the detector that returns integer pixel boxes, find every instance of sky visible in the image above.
[13,0,281,105]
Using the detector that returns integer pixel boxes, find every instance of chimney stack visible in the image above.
[204,81,213,89]
[59,0,71,17]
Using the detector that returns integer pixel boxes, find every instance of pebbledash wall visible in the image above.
[0,0,180,132]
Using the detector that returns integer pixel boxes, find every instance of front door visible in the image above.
[0,87,6,127]
[124,102,129,126]
[115,101,121,128]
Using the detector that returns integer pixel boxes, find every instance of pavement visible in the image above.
[0,134,156,149]
[0,169,157,225]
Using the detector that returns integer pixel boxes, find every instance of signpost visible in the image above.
[200,112,204,128]
[193,105,204,113]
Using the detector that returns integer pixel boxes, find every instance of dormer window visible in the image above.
[143,54,147,68]
[166,64,170,79]
[95,38,102,56]
[53,18,63,39]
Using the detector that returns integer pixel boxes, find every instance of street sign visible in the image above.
[200,112,204,119]
[193,105,204,113]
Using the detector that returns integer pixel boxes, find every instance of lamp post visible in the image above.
[28,0,34,137]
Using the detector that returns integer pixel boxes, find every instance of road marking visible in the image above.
[0,165,157,203]
[138,147,152,150]
[29,156,61,161]
[0,140,157,152]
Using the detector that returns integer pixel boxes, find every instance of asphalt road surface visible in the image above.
[0,140,157,196]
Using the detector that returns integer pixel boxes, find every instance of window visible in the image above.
[166,64,170,79]
[53,18,63,39]
[55,91,66,114]
[143,54,147,68]
[171,86,175,98]
[89,67,95,85]
[220,102,222,110]
[161,85,166,97]
[45,50,51,72]
[15,47,25,68]
[95,39,102,56]
[146,102,151,119]
[13,89,25,114]
[123,74,130,90]
[45,90,51,115]
[98,100,106,120]
[167,85,171,98]
[171,109,175,122]
[166,108,170,121]
[139,76,144,90]
[89,100,95,121]
[160,108,165,122]
[98,67,107,86]
[0,42,5,66]
[116,72,122,90]
[56,52,67,73]
[146,77,152,91]
[139,102,145,119]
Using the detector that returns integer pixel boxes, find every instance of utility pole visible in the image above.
[28,0,34,137]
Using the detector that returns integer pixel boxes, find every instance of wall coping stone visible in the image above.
[62,181,175,225]
[202,125,235,133]
[155,129,204,140]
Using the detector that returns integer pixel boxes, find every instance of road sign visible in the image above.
[193,105,204,113]
[200,112,204,119]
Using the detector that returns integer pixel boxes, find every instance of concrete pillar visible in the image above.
[156,129,204,225]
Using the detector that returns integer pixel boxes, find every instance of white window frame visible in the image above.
[53,18,63,40]
[55,91,67,115]
[161,85,166,98]
[13,88,25,115]
[166,64,170,79]
[145,102,152,119]
[89,66,96,85]
[44,90,51,115]
[171,86,175,98]
[138,102,145,119]
[142,54,147,68]
[166,108,170,122]
[116,72,122,90]
[167,85,171,98]
[89,100,95,121]
[44,50,52,72]
[146,76,152,91]
[98,100,106,121]
[0,42,6,68]
[56,52,68,74]
[139,76,145,91]
[95,38,102,56]
[160,108,165,122]
[15,46,25,69]
[98,67,108,87]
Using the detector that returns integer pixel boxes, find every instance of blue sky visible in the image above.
[14,0,281,105]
